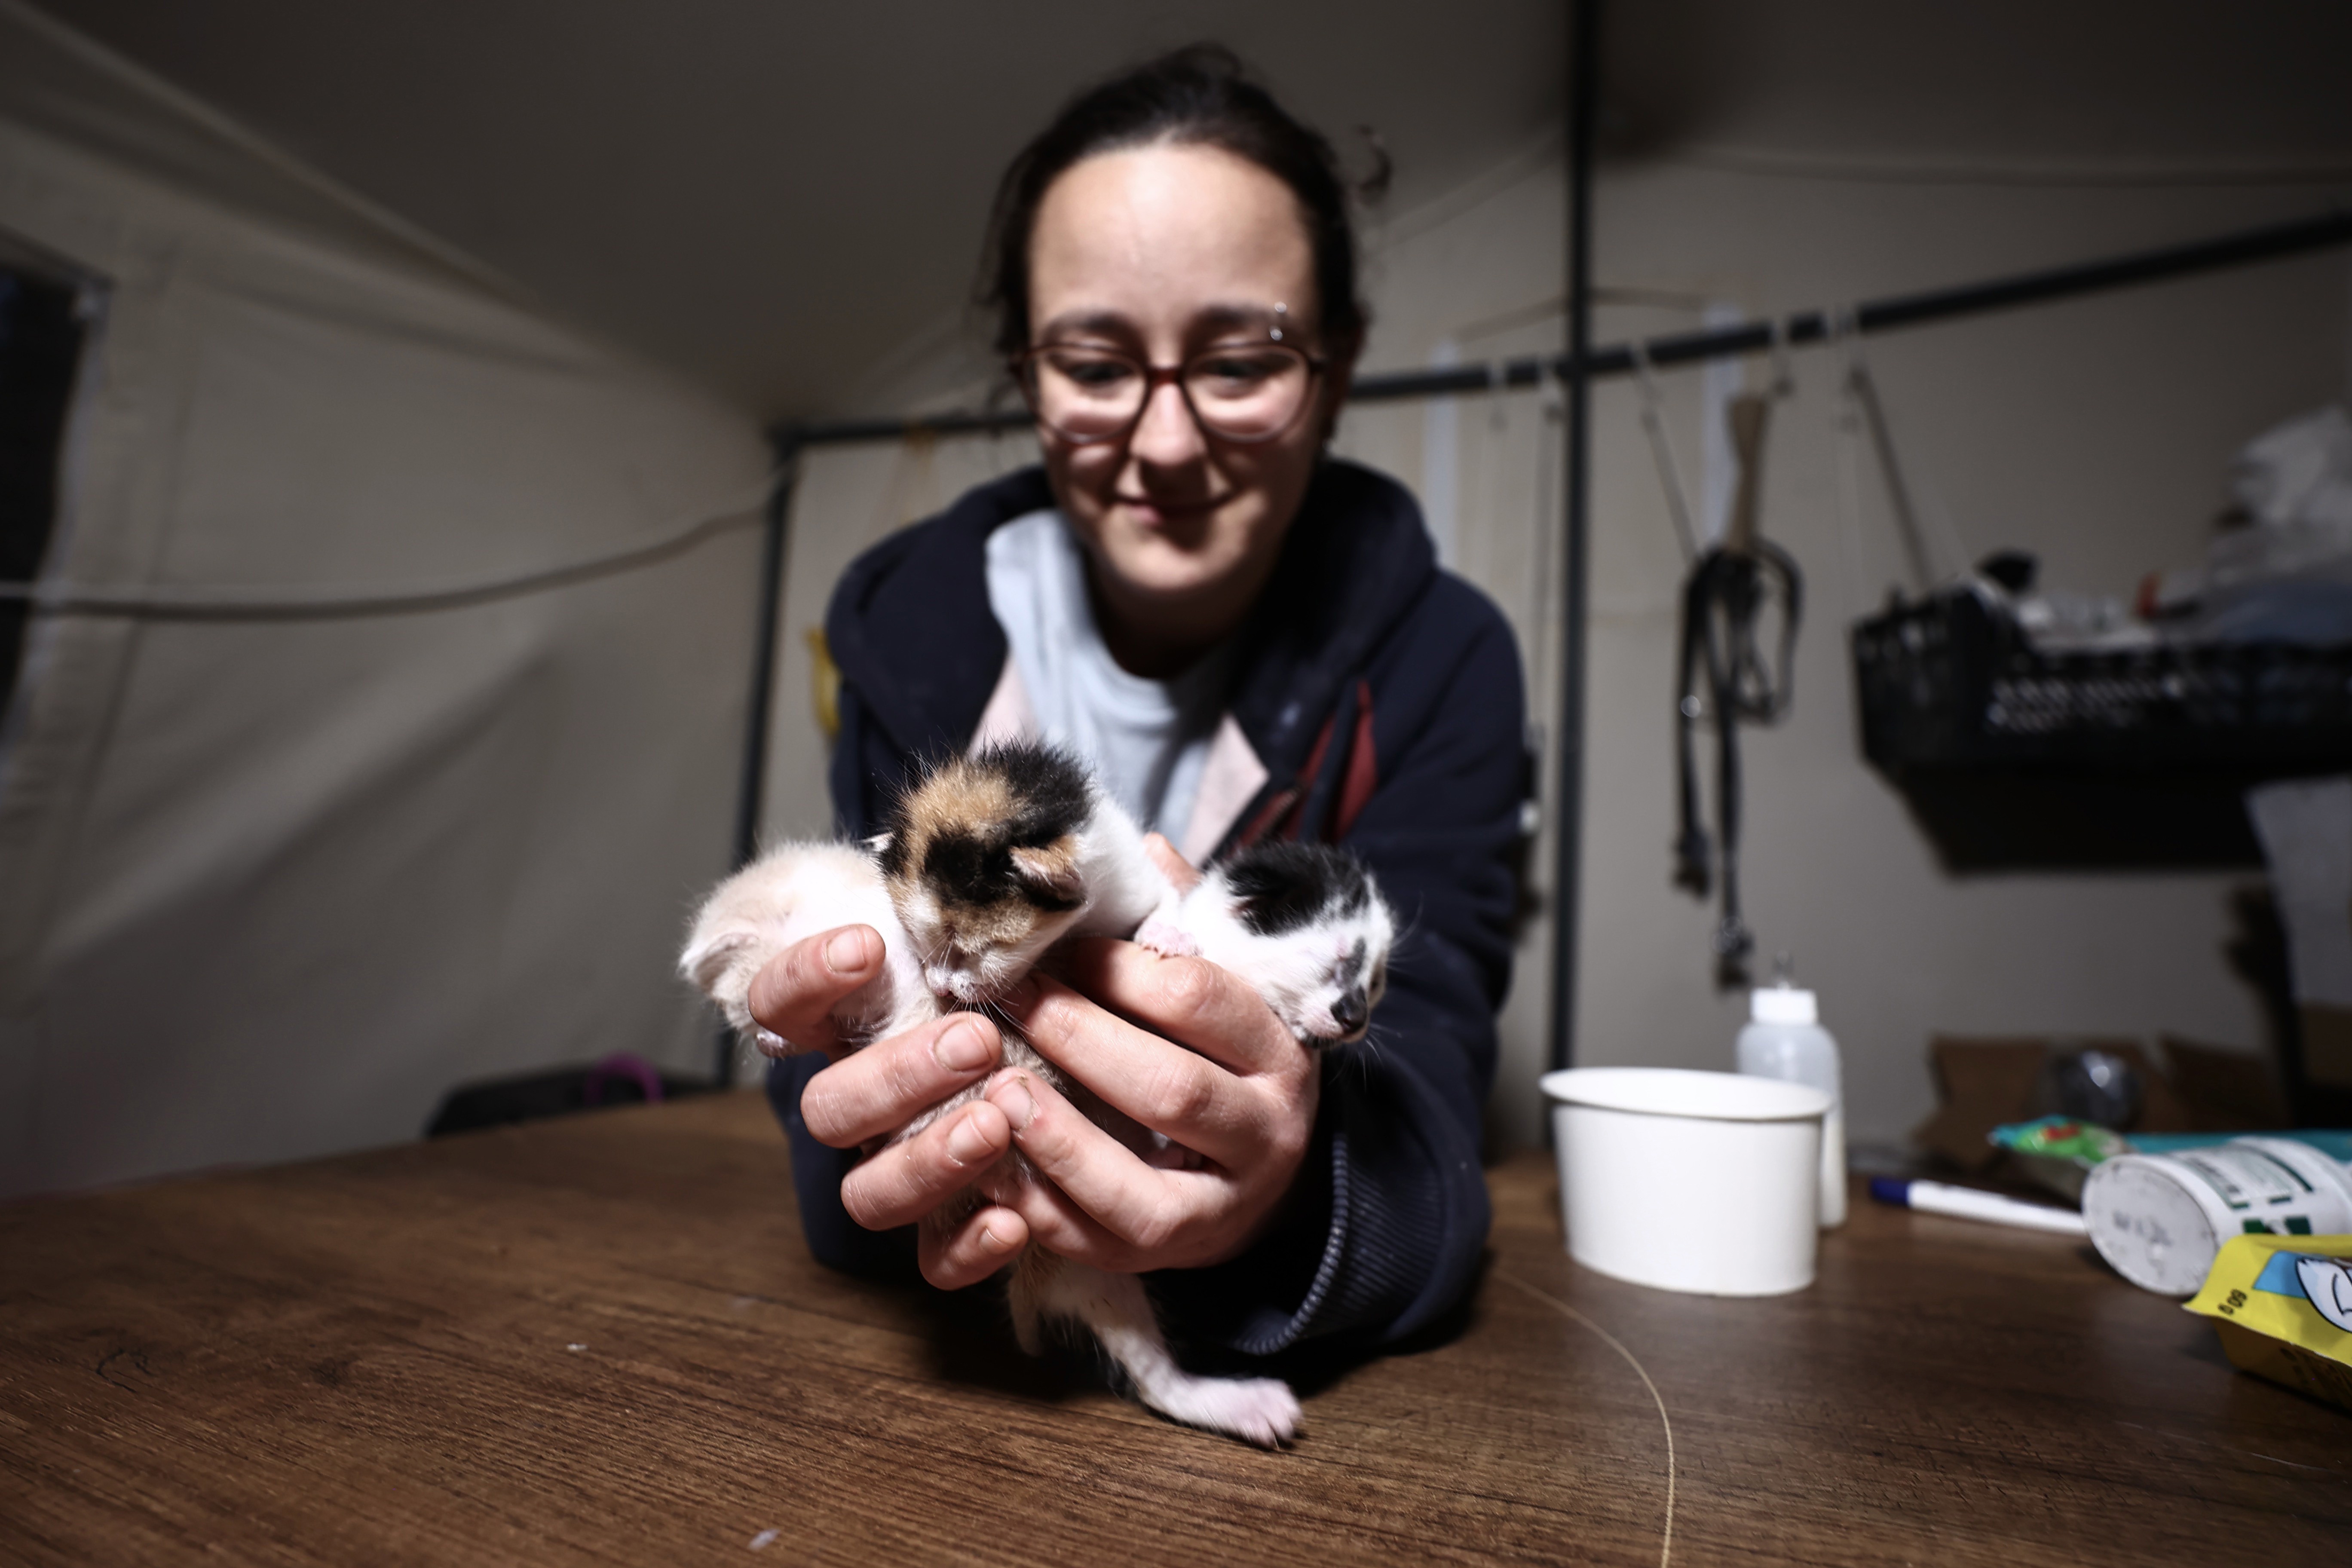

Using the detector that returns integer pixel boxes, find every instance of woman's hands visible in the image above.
[745,923,1023,1273]
[745,837,1321,1291]
[967,931,1320,1280]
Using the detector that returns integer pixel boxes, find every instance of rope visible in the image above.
[0,474,778,621]
[1841,345,1973,591]
[1671,343,1802,983]
[1492,1269,1677,1568]
[1828,306,1875,608]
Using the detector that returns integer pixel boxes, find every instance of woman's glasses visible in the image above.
[1014,341,1325,445]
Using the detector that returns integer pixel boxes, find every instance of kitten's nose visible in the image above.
[1331,986,1369,1036]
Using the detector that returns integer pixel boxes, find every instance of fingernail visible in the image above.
[977,1223,1015,1254]
[988,1073,1038,1131]
[826,929,867,974]
[946,1109,996,1166]
[932,1018,993,1074]
[754,1027,790,1058]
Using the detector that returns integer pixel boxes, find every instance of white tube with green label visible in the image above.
[2080,1137,2352,1297]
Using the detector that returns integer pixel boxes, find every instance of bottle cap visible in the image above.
[1751,984,1817,1026]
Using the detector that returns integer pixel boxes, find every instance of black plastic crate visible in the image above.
[1853,589,2352,775]
[424,1055,716,1137]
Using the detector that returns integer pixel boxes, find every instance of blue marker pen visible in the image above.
[1870,1176,2088,1236]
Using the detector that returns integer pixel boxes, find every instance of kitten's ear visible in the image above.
[1008,844,1084,908]
[679,928,759,993]
[864,832,892,855]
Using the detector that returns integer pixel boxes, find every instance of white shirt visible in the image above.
[984,509,1232,838]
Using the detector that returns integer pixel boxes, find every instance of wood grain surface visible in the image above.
[3,1090,2346,1566]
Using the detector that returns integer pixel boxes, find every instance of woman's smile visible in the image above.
[1115,491,1225,527]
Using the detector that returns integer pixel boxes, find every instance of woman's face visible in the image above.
[1025,142,1346,649]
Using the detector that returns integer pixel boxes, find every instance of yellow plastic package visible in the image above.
[2183,1234,2352,1412]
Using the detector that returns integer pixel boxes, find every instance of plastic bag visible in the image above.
[2182,1233,2352,1412]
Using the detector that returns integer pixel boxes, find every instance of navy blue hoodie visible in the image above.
[769,458,1524,1353]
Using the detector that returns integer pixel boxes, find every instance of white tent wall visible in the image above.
[1555,163,2352,1155]
[753,144,2352,1153]
[1360,151,2352,1153]
[0,18,772,1197]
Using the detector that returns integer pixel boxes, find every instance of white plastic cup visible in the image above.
[2080,1137,2352,1297]
[1541,1066,1833,1297]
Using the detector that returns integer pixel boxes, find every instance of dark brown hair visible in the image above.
[978,44,1371,361]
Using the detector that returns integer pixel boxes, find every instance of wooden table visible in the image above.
[3,1091,2346,1566]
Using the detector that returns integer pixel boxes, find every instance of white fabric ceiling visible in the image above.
[34,1,2352,422]
[30,0,1565,419]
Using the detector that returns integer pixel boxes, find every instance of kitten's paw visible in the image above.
[1134,917,1200,958]
[1193,1378,1303,1448]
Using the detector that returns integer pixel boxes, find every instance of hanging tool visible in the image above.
[1829,321,1972,597]
[1629,340,1700,564]
[1672,340,1803,986]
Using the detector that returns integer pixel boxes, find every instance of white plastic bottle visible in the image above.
[1736,979,1847,1228]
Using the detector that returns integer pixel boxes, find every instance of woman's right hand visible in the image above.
[746,925,1034,1286]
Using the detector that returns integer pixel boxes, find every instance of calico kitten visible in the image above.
[678,744,1399,1448]
[875,743,1181,1005]
[873,747,1321,1442]
[679,839,933,1052]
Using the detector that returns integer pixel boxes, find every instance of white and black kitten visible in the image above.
[1169,839,1395,1049]
[680,744,1397,1446]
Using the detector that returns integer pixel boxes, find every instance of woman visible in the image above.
[752,46,1525,1360]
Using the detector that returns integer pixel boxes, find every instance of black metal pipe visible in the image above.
[1572,206,2352,378]
[1548,0,1599,1078]
[1356,361,1550,401]
[716,433,799,1086]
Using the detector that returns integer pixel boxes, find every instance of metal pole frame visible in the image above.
[1548,0,1599,1076]
[714,430,801,1085]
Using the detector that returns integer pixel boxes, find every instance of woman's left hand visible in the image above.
[915,837,1321,1287]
